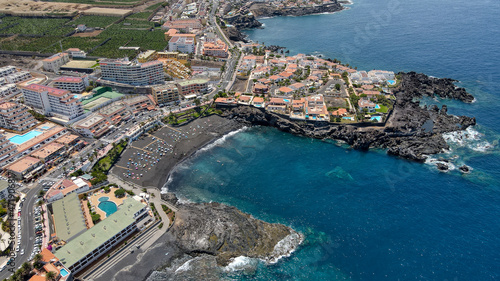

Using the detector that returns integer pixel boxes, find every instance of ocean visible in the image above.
[164,0,500,279]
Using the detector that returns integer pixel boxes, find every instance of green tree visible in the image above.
[335,83,341,91]
[114,188,126,198]
[45,270,57,281]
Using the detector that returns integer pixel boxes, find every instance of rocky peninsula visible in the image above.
[220,72,475,162]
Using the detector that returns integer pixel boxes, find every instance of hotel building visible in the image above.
[53,76,89,93]
[202,40,229,58]
[99,104,130,125]
[0,134,18,166]
[176,79,209,96]
[54,198,149,275]
[21,84,84,120]
[168,35,196,54]
[99,58,164,86]
[0,102,37,132]
[122,95,156,114]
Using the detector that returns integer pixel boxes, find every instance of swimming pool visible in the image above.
[387,80,396,85]
[98,196,109,202]
[283,99,290,103]
[40,125,51,130]
[375,104,381,109]
[9,130,43,145]
[98,198,117,217]
[60,268,69,277]
[371,116,382,122]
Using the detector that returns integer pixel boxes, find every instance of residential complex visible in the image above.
[203,40,229,58]
[151,84,180,105]
[74,114,110,138]
[21,84,84,121]
[0,102,37,132]
[162,19,202,32]
[99,58,164,86]
[176,79,209,96]
[168,35,196,54]
[42,53,70,72]
[53,76,89,93]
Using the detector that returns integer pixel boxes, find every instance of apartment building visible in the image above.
[53,76,89,93]
[2,71,32,84]
[42,53,70,72]
[0,84,21,99]
[99,58,164,86]
[151,84,180,105]
[74,114,110,138]
[0,134,18,166]
[4,155,44,181]
[122,95,156,114]
[137,50,158,63]
[21,84,84,120]
[162,19,202,31]
[168,35,196,53]
[0,102,37,132]
[203,40,229,58]
[0,66,16,77]
[99,104,130,125]
[176,79,209,96]
[65,48,87,58]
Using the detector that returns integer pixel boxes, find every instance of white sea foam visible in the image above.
[442,127,492,152]
[224,256,258,272]
[197,126,248,153]
[175,258,195,273]
[262,232,304,264]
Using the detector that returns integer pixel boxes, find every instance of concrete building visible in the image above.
[203,40,229,58]
[4,155,44,181]
[151,84,180,105]
[122,95,156,114]
[137,50,158,63]
[0,84,21,100]
[54,198,149,275]
[21,84,84,121]
[30,142,65,165]
[161,19,202,31]
[2,71,32,84]
[99,58,164,86]
[0,102,37,132]
[0,66,16,77]
[0,180,9,201]
[42,53,70,72]
[65,48,87,58]
[50,193,87,241]
[176,79,209,96]
[99,104,130,125]
[168,35,196,54]
[53,76,89,93]
[73,114,110,138]
[0,134,18,166]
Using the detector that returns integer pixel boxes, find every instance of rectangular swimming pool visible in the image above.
[9,130,43,145]
[60,268,69,277]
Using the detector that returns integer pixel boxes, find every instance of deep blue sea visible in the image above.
[165,0,500,280]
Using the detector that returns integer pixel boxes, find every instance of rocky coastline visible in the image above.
[223,1,345,43]
[220,72,476,162]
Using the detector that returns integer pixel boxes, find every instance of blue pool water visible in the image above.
[40,125,51,130]
[98,196,109,202]
[9,130,42,145]
[283,99,290,102]
[370,116,382,122]
[98,200,117,217]
[60,268,69,277]
[387,80,396,85]
[374,104,380,109]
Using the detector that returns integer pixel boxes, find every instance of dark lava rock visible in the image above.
[459,165,471,173]
[166,193,302,266]
[437,163,449,171]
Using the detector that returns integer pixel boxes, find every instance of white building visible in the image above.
[3,71,32,84]
[65,48,87,58]
[99,58,164,86]
[42,53,70,72]
[73,114,110,138]
[168,36,195,53]
[53,76,89,93]
[0,66,16,78]
[21,84,84,120]
[0,102,37,132]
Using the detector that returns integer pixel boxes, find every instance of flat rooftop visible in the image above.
[5,156,41,173]
[61,60,96,69]
[54,198,145,269]
[52,193,87,242]
[82,7,132,17]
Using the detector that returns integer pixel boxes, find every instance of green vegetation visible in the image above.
[375,104,388,113]
[29,110,46,122]
[42,0,140,5]
[114,188,126,198]
[91,212,101,224]
[5,262,32,281]
[158,222,164,229]
[90,140,127,185]
[1,15,166,58]
[126,12,153,20]
[0,199,8,217]
[145,2,168,11]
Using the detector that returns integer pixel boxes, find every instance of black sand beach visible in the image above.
[112,115,244,189]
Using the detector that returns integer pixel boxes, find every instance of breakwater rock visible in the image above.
[221,72,475,162]
[249,2,344,18]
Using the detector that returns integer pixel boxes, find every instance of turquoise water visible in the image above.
[387,80,396,85]
[370,116,381,122]
[374,104,380,109]
[60,268,69,277]
[98,196,109,202]
[166,0,500,280]
[98,200,117,217]
[9,130,42,145]
[40,125,50,130]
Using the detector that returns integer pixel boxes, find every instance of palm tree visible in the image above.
[20,262,32,277]
[45,271,57,281]
[33,253,43,265]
